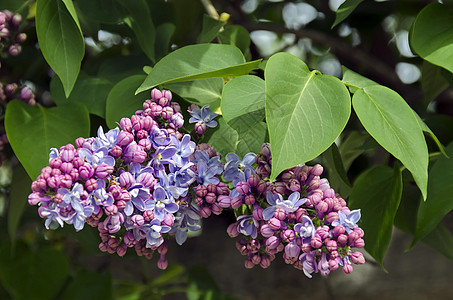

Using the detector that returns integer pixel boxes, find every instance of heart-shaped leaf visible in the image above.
[265,52,351,180]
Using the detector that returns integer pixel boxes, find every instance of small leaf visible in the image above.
[8,164,31,243]
[265,52,351,180]
[197,14,225,43]
[352,85,428,200]
[410,3,453,74]
[411,142,453,247]
[218,25,251,54]
[50,73,113,118]
[5,101,90,179]
[348,165,403,268]
[332,0,364,28]
[136,44,261,94]
[165,78,224,109]
[36,0,85,97]
[339,131,369,170]
[221,75,265,134]
[105,75,149,129]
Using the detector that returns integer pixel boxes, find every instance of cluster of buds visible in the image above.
[0,82,36,105]
[0,10,27,62]
[224,144,365,277]
[27,88,365,277]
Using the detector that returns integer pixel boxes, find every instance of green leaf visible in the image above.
[221,75,265,134]
[61,0,81,30]
[136,44,261,94]
[202,117,238,156]
[119,0,155,62]
[0,245,69,299]
[421,223,453,260]
[50,73,114,118]
[165,78,223,110]
[332,0,364,28]
[8,164,31,243]
[265,53,351,180]
[105,75,149,129]
[352,85,428,200]
[75,0,125,24]
[412,110,448,158]
[218,25,251,54]
[410,3,453,74]
[155,22,176,61]
[349,165,403,268]
[97,55,145,84]
[5,101,90,179]
[420,61,449,103]
[61,270,112,299]
[36,0,85,97]
[411,142,453,247]
[197,14,225,43]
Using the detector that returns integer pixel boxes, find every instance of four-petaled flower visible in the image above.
[331,209,361,233]
[188,105,218,128]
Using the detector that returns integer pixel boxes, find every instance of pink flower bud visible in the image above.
[244,194,255,205]
[151,88,162,100]
[205,192,216,204]
[231,196,243,209]
[281,229,296,243]
[143,210,154,221]
[216,195,231,208]
[252,205,263,221]
[236,181,250,195]
[310,236,322,248]
[195,121,207,135]
[353,238,365,248]
[200,206,211,218]
[117,131,134,146]
[265,236,280,250]
[268,217,281,230]
[274,208,286,221]
[95,164,114,179]
[227,223,239,238]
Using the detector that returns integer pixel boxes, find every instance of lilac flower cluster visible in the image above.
[28,88,226,269]
[224,144,365,277]
[27,88,365,277]
[0,10,27,63]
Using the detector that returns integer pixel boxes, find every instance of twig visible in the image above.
[200,0,220,19]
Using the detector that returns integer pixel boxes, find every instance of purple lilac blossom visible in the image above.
[188,105,218,127]
[331,209,361,233]
[223,152,256,186]
[237,215,259,239]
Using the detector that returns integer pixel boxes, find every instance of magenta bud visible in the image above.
[116,200,126,210]
[236,181,250,195]
[131,115,142,131]
[119,172,134,189]
[316,225,330,240]
[205,192,216,204]
[72,157,84,168]
[195,121,207,135]
[260,224,274,238]
[95,163,114,179]
[16,32,26,43]
[51,168,62,176]
[200,206,211,218]
[310,236,322,248]
[111,145,122,158]
[143,210,154,221]
[337,234,348,246]
[215,195,230,208]
[247,174,260,187]
[60,162,73,174]
[323,188,335,199]
[8,44,21,56]
[131,214,145,227]
[350,251,365,264]
[353,227,364,238]
[49,158,62,169]
[117,131,134,146]
[261,143,271,158]
[329,259,339,270]
[157,256,168,270]
[162,90,172,101]
[116,244,127,257]
[136,129,148,140]
[288,179,300,192]
[120,118,132,132]
[342,263,353,274]
[244,259,254,269]
[162,213,174,227]
[85,178,97,193]
[211,203,222,215]
[309,178,320,190]
[252,205,263,221]
[161,106,173,119]
[5,83,18,94]
[12,13,22,26]
[348,231,359,244]
[353,238,365,248]
[195,185,207,197]
[99,242,108,252]
[333,225,346,237]
[326,212,339,224]
[260,255,271,268]
[268,217,281,230]
[60,174,73,188]
[151,88,162,100]
[70,168,79,181]
[227,223,239,238]
[311,164,323,176]
[256,180,268,194]
[244,194,255,205]
[274,208,286,221]
[281,229,296,243]
[75,137,85,148]
[105,205,118,216]
[194,197,204,206]
[265,236,280,250]
[79,164,94,180]
[326,240,337,252]
[231,196,243,209]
